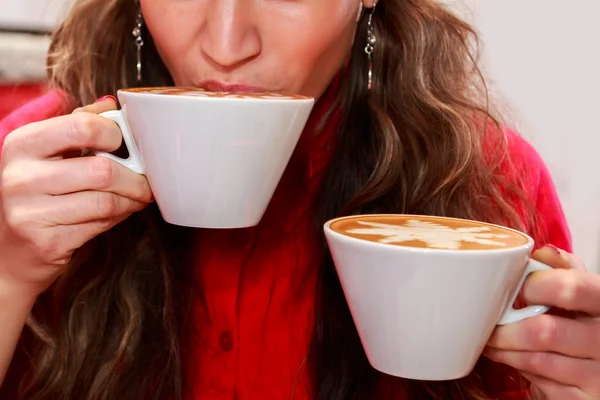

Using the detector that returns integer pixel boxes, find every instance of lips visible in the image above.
[196,80,269,94]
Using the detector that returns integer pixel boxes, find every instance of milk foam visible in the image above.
[137,87,306,100]
[345,219,513,250]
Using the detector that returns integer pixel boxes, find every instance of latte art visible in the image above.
[330,215,529,250]
[348,220,510,249]
[123,86,310,100]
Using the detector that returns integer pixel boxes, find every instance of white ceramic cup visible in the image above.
[323,214,553,381]
[96,88,314,228]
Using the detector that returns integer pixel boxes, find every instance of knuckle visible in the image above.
[0,133,18,160]
[4,204,27,232]
[0,161,33,196]
[0,164,20,195]
[1,127,31,160]
[556,271,580,309]
[523,351,551,373]
[3,208,60,260]
[534,315,563,348]
[95,193,121,216]
[69,112,100,146]
[88,157,116,189]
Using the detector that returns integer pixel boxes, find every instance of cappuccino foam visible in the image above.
[330,215,529,250]
[122,86,310,100]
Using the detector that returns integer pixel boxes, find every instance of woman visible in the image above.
[0,0,598,399]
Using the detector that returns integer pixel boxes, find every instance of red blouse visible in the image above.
[0,87,572,400]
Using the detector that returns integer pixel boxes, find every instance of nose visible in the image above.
[200,1,262,71]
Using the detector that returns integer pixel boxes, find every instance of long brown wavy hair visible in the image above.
[3,0,541,399]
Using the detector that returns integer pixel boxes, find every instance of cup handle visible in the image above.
[96,110,145,175]
[497,259,553,325]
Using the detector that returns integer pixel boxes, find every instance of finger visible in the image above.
[2,112,123,160]
[532,246,574,270]
[2,157,152,203]
[57,213,132,253]
[520,373,587,400]
[66,96,118,159]
[487,314,600,360]
[8,191,147,227]
[32,213,133,265]
[484,349,600,389]
[72,95,117,115]
[522,268,600,316]
[533,245,587,271]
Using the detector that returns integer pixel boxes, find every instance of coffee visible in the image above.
[330,215,529,250]
[122,86,310,100]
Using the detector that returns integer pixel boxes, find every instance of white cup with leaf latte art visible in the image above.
[323,214,553,381]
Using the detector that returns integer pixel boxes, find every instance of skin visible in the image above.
[486,247,600,399]
[0,1,598,398]
[142,0,376,99]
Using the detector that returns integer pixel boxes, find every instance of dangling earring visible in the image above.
[364,2,377,91]
[356,3,364,22]
[132,9,144,84]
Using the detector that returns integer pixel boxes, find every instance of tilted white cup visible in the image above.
[96,88,314,228]
[324,214,553,381]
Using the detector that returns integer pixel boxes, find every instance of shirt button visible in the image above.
[219,331,234,352]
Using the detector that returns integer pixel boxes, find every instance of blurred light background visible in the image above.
[447,0,600,273]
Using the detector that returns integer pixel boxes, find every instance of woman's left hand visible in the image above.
[484,246,600,400]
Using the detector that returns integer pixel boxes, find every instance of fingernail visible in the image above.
[543,244,586,271]
[94,95,117,104]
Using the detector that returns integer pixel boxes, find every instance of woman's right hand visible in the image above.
[0,97,153,297]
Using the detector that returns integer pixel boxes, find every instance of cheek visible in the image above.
[141,3,197,82]
[275,17,356,98]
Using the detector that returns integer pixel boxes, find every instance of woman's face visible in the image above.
[141,0,374,99]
